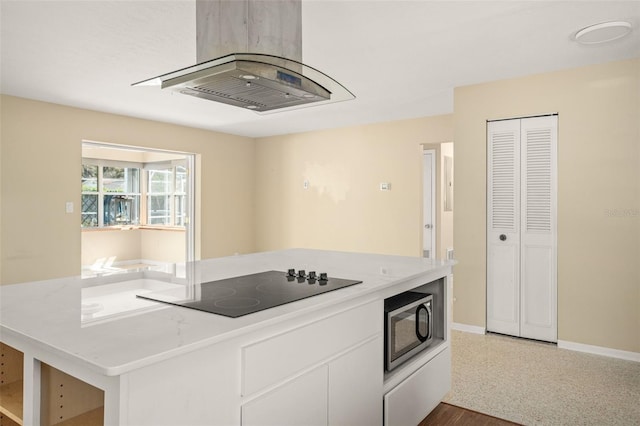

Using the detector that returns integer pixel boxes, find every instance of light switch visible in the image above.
[303,179,309,190]
[65,201,74,213]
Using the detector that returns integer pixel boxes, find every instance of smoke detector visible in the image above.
[574,21,633,45]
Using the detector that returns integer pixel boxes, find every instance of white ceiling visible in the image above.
[1,1,639,138]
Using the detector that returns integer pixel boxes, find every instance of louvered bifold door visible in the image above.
[519,116,557,342]
[486,119,521,336]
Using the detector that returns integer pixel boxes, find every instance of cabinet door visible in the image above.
[242,301,380,396]
[328,337,382,426]
[241,366,327,426]
[384,346,451,426]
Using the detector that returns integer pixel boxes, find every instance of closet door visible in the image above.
[486,116,557,343]
[486,119,521,336]
[519,116,557,342]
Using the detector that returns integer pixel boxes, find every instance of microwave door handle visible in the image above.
[427,302,433,340]
[415,305,429,343]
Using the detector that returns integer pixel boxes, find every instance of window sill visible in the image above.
[81,225,185,233]
[139,225,186,232]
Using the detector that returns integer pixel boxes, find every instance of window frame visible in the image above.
[81,159,143,228]
[144,161,188,227]
[82,158,188,229]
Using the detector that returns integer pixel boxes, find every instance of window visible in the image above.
[146,165,187,226]
[81,161,141,227]
[81,165,99,227]
[82,158,188,228]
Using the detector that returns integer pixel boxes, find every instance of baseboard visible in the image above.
[452,323,486,335]
[558,340,640,363]
[451,325,639,362]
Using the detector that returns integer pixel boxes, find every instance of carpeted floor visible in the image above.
[443,331,640,425]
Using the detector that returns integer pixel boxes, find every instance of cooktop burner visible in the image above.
[137,270,362,318]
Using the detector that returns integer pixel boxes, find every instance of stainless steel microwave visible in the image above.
[384,291,434,371]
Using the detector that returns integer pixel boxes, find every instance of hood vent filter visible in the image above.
[164,57,331,112]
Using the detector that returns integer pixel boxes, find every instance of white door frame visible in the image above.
[184,152,196,265]
[423,149,436,259]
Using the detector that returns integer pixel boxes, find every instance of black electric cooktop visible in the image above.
[137,270,362,318]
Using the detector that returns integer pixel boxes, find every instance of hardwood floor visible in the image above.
[419,403,522,426]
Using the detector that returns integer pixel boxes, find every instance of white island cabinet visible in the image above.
[0,249,453,426]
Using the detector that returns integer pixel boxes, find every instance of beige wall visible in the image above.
[254,115,453,256]
[1,95,256,284]
[453,58,640,353]
[81,230,143,266]
[81,229,186,266]
[140,229,186,264]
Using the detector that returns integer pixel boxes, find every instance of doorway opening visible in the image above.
[423,150,436,258]
[80,141,196,278]
[422,143,454,260]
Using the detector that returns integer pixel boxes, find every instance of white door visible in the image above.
[486,116,557,342]
[519,116,557,342]
[487,119,521,337]
[423,151,436,259]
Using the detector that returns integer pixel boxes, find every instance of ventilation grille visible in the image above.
[182,72,323,111]
[193,76,269,108]
[490,131,517,231]
[524,128,552,232]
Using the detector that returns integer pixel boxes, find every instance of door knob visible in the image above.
[499,234,507,241]
[424,224,432,229]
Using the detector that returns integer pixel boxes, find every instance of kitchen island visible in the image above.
[0,249,453,426]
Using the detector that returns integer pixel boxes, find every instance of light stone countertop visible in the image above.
[0,248,453,376]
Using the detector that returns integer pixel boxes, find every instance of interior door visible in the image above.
[423,151,436,258]
[519,116,557,342]
[486,119,521,336]
[487,116,557,342]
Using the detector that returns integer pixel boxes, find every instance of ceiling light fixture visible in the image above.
[574,21,632,44]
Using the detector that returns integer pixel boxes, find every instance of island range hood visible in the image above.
[133,0,354,114]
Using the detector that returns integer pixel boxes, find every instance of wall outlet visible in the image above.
[379,182,391,191]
